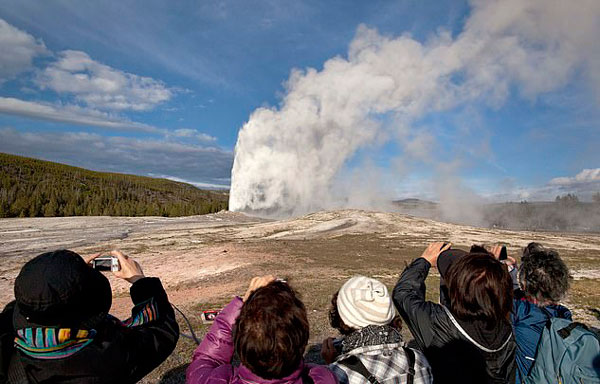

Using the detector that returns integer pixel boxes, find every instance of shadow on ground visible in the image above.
[157,365,188,384]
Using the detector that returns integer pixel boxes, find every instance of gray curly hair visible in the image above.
[519,242,571,305]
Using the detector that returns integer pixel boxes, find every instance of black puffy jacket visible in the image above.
[0,250,179,384]
[393,258,516,384]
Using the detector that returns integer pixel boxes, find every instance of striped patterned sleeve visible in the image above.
[121,298,160,327]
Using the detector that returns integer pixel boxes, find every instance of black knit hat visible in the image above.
[13,250,112,329]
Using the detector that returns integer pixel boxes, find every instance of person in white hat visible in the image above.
[321,276,432,384]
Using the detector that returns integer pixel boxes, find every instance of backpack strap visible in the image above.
[556,321,600,341]
[337,355,381,384]
[557,322,580,339]
[539,307,592,339]
[403,347,416,384]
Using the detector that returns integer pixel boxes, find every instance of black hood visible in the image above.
[437,248,467,308]
[13,250,112,329]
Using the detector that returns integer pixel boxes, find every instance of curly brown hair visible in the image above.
[328,291,356,335]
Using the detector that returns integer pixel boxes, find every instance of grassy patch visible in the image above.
[568,278,600,308]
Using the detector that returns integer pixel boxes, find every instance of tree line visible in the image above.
[555,193,600,204]
[0,153,228,218]
[483,193,600,233]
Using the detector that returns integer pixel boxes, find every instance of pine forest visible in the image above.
[0,153,228,218]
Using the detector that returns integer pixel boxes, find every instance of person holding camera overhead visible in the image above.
[0,249,179,384]
[393,242,516,384]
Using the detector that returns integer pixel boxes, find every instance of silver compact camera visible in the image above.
[92,256,120,272]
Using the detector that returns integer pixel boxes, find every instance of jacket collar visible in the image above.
[14,327,95,360]
[236,361,304,384]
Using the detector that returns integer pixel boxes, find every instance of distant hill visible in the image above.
[393,198,438,209]
[0,153,228,218]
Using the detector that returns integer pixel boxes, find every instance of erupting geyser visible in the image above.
[229,0,600,218]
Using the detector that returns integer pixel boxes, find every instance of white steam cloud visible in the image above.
[230,0,600,217]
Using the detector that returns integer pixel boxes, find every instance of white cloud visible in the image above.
[0,96,225,143]
[0,127,233,185]
[173,128,217,143]
[36,50,172,111]
[550,168,600,187]
[0,97,162,133]
[149,174,230,189]
[0,21,176,132]
[484,169,600,202]
[173,128,197,137]
[197,132,217,143]
[0,19,47,82]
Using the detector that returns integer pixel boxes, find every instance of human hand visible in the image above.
[504,256,517,266]
[243,275,276,302]
[490,245,506,260]
[82,253,102,265]
[321,337,339,364]
[420,242,451,266]
[110,250,144,284]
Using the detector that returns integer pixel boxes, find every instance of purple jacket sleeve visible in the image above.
[186,297,243,384]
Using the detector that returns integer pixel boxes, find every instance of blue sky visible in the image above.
[0,0,598,201]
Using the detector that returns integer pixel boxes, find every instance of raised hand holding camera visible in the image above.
[420,241,451,266]
[83,252,102,265]
[243,275,276,302]
[110,250,144,284]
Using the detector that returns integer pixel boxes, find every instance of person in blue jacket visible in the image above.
[512,242,572,383]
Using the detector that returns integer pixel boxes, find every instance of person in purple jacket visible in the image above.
[186,275,338,384]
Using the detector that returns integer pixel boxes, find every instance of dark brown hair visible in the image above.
[446,253,513,327]
[234,281,309,379]
[328,291,357,335]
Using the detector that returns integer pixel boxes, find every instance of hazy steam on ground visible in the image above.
[229,0,600,220]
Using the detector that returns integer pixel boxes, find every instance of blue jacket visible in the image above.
[512,291,572,384]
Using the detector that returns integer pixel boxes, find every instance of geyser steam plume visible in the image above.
[230,0,599,217]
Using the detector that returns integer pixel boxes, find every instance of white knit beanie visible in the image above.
[336,276,396,329]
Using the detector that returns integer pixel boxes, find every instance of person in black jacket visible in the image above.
[393,242,516,384]
[0,249,179,384]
